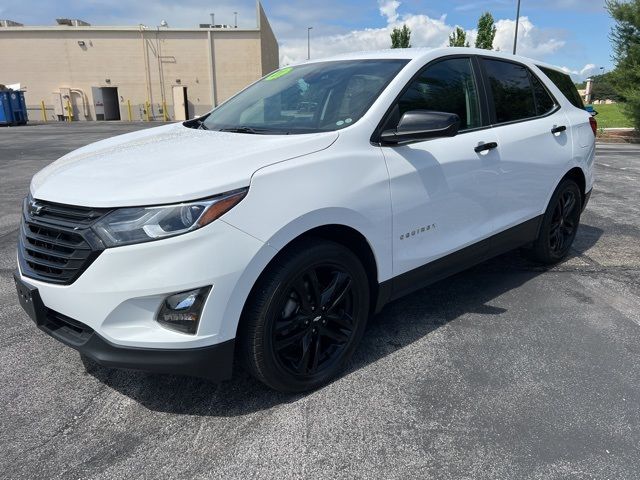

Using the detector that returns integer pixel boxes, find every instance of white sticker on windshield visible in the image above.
[345,118,353,124]
[336,120,345,126]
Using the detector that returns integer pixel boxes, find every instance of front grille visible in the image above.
[18,198,110,285]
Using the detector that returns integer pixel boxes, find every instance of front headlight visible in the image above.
[92,188,247,247]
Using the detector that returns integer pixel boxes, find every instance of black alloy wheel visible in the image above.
[527,178,582,264]
[239,239,370,392]
[548,188,579,256]
[272,264,355,377]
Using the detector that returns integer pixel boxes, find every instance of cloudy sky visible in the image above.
[0,0,612,80]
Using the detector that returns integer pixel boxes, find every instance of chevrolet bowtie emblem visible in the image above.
[29,201,45,216]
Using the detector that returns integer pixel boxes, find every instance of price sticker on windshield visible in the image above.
[265,67,293,81]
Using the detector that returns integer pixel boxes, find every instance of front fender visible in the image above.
[219,209,389,340]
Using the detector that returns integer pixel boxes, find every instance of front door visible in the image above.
[381,57,500,279]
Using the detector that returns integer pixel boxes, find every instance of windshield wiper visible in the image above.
[220,126,264,135]
[219,125,289,135]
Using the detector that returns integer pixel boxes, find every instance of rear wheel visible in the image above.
[239,239,370,392]
[527,179,582,264]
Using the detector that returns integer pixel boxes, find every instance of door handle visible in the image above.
[551,125,567,134]
[474,142,498,153]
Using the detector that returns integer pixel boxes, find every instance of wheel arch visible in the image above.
[224,220,385,341]
[562,166,587,206]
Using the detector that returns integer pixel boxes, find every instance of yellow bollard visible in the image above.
[162,100,168,121]
[66,100,73,122]
[127,100,132,122]
[145,101,150,121]
[40,100,46,122]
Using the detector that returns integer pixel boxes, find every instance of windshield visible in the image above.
[200,59,408,134]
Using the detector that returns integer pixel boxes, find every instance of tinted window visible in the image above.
[395,58,481,130]
[202,60,408,134]
[531,74,556,115]
[484,59,537,123]
[538,66,585,109]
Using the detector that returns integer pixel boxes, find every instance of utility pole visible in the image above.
[234,12,238,28]
[210,13,215,27]
[513,0,521,54]
[307,27,313,60]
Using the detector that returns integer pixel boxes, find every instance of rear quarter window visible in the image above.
[538,66,585,109]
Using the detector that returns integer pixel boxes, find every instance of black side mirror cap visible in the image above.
[380,110,461,145]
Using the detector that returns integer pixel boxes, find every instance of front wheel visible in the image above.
[527,179,582,264]
[238,239,370,392]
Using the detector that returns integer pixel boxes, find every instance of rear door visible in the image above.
[479,58,572,232]
[537,66,595,194]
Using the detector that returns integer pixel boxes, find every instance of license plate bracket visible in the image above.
[14,272,46,325]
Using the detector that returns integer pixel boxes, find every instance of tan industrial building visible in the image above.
[0,1,278,122]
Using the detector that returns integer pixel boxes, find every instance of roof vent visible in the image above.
[56,18,91,27]
[199,23,234,29]
[0,19,24,27]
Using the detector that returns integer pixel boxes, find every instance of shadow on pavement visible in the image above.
[83,223,603,416]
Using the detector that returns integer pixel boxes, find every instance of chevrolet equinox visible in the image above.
[15,48,595,392]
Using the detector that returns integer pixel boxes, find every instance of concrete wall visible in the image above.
[258,2,279,77]
[0,19,279,122]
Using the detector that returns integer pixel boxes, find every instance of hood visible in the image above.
[31,123,339,207]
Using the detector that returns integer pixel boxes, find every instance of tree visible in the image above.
[391,25,411,48]
[475,12,497,50]
[606,0,640,130]
[590,73,625,103]
[449,27,470,47]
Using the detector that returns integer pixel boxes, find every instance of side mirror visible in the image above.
[380,110,460,145]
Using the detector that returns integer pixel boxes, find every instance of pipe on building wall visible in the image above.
[70,89,89,117]
[155,28,168,114]
[207,29,217,108]
[140,25,152,118]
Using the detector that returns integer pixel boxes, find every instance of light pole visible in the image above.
[307,27,313,60]
[234,12,238,28]
[513,0,521,55]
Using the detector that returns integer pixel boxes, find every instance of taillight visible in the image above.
[589,116,597,136]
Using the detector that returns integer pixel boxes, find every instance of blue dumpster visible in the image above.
[9,90,28,125]
[0,90,28,125]
[0,91,12,125]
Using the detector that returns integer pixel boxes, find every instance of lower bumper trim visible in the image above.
[15,271,234,382]
[76,335,235,382]
[582,188,592,213]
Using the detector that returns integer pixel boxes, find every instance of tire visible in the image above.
[238,238,370,393]
[527,179,582,265]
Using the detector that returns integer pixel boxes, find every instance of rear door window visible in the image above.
[483,59,538,123]
[531,74,556,116]
[538,66,585,109]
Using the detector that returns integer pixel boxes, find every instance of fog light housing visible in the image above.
[157,286,211,334]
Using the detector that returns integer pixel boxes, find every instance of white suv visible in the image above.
[15,48,595,392]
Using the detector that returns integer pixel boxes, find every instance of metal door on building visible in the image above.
[91,87,121,121]
[172,86,188,121]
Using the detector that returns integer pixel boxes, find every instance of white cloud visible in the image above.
[280,3,567,66]
[493,17,565,56]
[280,1,453,65]
[379,0,401,23]
[559,63,600,81]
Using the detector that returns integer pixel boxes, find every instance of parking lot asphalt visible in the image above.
[1,123,640,479]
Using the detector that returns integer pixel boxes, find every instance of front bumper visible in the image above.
[15,272,234,380]
[16,219,271,349]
